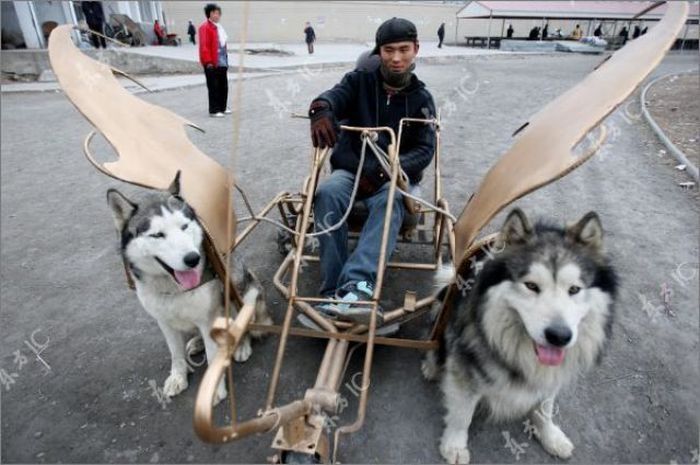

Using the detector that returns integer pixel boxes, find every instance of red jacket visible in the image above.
[198,20,219,67]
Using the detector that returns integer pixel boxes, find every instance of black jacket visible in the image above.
[81,1,105,26]
[304,27,316,43]
[314,67,436,188]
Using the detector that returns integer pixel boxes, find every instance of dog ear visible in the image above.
[567,211,603,251]
[168,170,182,196]
[106,189,137,232]
[499,208,533,246]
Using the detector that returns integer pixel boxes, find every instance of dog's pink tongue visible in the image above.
[174,269,201,290]
[535,344,565,366]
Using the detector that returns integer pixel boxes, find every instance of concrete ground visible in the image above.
[1,52,698,464]
[122,40,511,70]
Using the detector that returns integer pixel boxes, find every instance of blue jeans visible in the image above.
[314,169,405,297]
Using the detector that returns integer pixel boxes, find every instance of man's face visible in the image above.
[379,41,418,73]
[209,9,221,23]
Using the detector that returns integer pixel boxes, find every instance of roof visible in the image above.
[456,1,700,20]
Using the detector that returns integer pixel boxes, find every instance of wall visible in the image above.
[161,1,461,44]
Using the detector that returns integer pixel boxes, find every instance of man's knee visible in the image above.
[315,172,353,205]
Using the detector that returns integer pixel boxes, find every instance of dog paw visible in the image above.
[439,444,470,464]
[234,339,252,362]
[163,372,188,397]
[421,356,439,381]
[537,425,574,459]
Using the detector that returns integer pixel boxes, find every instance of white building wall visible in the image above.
[161,1,461,44]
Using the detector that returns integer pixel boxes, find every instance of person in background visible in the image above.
[633,25,641,39]
[571,24,583,40]
[594,24,602,37]
[619,26,629,45]
[304,21,316,54]
[542,23,549,40]
[437,22,445,48]
[154,19,165,45]
[199,3,230,117]
[528,26,540,40]
[187,20,196,45]
[641,26,648,35]
[506,24,514,38]
[81,1,106,49]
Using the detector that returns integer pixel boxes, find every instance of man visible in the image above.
[619,26,629,45]
[633,25,641,39]
[154,20,165,45]
[304,22,316,54]
[571,24,583,40]
[81,1,106,49]
[437,22,445,48]
[305,18,436,327]
[198,3,230,117]
[542,23,549,40]
[593,24,602,37]
[187,20,196,45]
[506,24,514,39]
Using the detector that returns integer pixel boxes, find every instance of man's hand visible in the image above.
[309,100,336,148]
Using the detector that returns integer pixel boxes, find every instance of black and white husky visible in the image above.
[423,208,618,463]
[107,173,271,404]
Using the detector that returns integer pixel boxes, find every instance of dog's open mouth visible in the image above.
[155,257,202,290]
[534,343,565,366]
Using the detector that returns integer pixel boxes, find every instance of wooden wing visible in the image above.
[48,25,235,256]
[453,1,688,266]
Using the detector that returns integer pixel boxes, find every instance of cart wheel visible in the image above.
[280,450,322,464]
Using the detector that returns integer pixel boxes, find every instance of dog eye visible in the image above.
[524,282,540,293]
[181,224,189,231]
[568,285,581,295]
[149,232,165,239]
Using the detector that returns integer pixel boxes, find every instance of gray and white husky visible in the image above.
[107,173,272,404]
[423,208,618,464]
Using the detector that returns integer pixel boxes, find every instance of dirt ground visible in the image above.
[1,52,698,464]
[646,73,700,169]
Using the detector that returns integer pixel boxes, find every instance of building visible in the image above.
[1,1,164,49]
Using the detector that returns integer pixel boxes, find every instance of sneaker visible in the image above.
[223,108,232,114]
[209,112,225,118]
[296,300,337,331]
[334,281,384,325]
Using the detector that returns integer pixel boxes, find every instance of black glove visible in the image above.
[309,100,337,148]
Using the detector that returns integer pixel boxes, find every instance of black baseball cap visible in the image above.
[371,17,418,55]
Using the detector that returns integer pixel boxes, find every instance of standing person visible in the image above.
[619,26,629,45]
[594,24,602,37]
[187,20,196,45]
[506,24,514,38]
[542,23,549,40]
[154,20,165,45]
[81,1,106,49]
[199,3,230,117]
[304,21,316,54]
[304,18,436,327]
[633,25,641,39]
[571,24,583,40]
[437,22,445,48]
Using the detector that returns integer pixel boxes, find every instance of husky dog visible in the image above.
[107,173,272,404]
[423,208,617,464]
